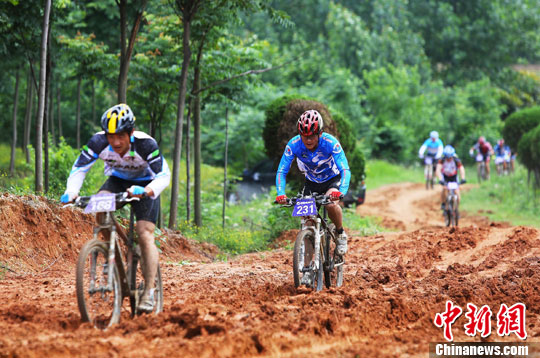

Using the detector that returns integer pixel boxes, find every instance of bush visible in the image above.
[262,94,309,160]
[517,123,540,188]
[502,106,540,151]
[263,95,366,185]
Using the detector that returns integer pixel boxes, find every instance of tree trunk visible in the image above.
[49,65,55,146]
[117,0,148,103]
[92,79,96,125]
[44,46,52,193]
[76,76,82,148]
[222,108,229,229]
[193,70,202,227]
[9,66,21,176]
[57,83,62,139]
[168,17,192,229]
[186,102,192,222]
[35,0,52,193]
[24,68,34,163]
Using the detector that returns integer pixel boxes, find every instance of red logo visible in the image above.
[434,301,527,341]
[434,301,463,341]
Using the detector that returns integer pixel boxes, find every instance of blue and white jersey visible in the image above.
[276,133,351,196]
[494,144,511,158]
[419,138,444,159]
[65,131,170,199]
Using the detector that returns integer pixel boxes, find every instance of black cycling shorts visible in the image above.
[302,175,342,196]
[99,176,160,224]
[443,175,458,183]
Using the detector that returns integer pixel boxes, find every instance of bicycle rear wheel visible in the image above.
[129,247,164,316]
[293,229,317,289]
[76,239,122,329]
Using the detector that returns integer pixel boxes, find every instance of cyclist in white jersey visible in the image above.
[61,104,170,313]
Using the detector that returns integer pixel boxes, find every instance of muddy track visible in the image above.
[1,184,539,358]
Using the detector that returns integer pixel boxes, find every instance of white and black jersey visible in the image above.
[65,131,170,199]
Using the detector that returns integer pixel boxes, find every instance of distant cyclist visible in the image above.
[419,131,444,161]
[61,103,171,314]
[275,109,351,256]
[494,139,511,174]
[436,145,466,210]
[469,136,494,179]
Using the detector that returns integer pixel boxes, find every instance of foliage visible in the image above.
[461,164,540,227]
[502,106,540,151]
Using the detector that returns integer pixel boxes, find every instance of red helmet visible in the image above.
[478,136,486,144]
[298,110,323,136]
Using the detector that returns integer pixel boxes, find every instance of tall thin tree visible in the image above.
[35,0,52,193]
[169,0,201,228]
[9,66,21,176]
[222,108,229,229]
[116,0,149,103]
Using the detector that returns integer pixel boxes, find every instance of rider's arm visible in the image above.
[460,164,466,180]
[436,161,443,181]
[65,134,107,197]
[143,142,171,199]
[334,152,351,195]
[418,144,427,158]
[435,140,444,159]
[276,140,296,196]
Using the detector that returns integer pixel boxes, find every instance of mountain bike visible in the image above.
[495,156,510,176]
[68,192,163,329]
[277,193,344,291]
[475,154,488,183]
[442,181,462,227]
[423,156,436,190]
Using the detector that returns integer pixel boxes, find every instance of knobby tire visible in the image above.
[293,230,318,290]
[76,239,122,329]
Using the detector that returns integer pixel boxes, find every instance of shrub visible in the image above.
[502,106,540,151]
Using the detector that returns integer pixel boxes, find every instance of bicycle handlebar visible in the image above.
[274,193,343,207]
[64,192,141,209]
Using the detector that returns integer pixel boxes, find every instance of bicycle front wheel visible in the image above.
[76,239,122,329]
[293,229,316,289]
[129,249,163,316]
[323,224,344,288]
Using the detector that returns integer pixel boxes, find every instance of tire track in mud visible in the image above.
[1,186,540,357]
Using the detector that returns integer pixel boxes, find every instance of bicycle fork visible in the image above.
[300,217,322,284]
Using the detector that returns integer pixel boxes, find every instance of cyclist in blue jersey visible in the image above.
[494,139,511,175]
[60,104,171,313]
[275,110,351,256]
[419,131,444,162]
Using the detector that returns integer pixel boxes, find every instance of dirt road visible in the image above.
[1,184,539,357]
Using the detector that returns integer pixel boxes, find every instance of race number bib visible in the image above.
[476,154,484,162]
[292,198,316,217]
[447,182,459,190]
[84,193,116,214]
[425,157,433,165]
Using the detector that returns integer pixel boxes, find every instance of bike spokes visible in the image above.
[76,240,121,329]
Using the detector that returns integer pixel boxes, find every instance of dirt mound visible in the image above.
[0,194,218,275]
[1,184,540,357]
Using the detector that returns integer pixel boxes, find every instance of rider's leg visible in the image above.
[441,187,446,209]
[485,157,491,179]
[136,220,158,290]
[326,188,347,255]
[326,188,343,231]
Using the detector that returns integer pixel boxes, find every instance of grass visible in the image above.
[365,159,421,189]
[461,164,540,228]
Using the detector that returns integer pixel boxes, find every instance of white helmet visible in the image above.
[430,131,439,139]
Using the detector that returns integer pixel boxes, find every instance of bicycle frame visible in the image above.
[93,211,131,297]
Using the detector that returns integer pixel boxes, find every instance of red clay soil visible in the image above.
[1,184,540,357]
